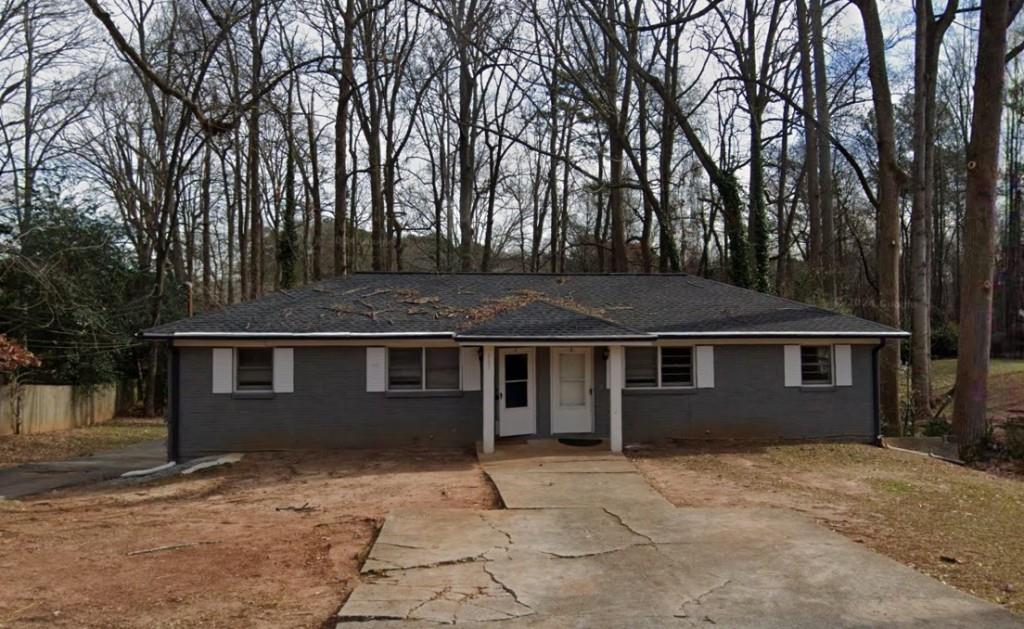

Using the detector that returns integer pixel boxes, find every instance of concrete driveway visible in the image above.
[337,441,1023,627]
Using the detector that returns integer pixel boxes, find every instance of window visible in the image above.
[800,346,833,385]
[504,353,529,408]
[236,348,273,391]
[624,347,694,388]
[660,347,693,387]
[388,349,423,390]
[625,348,657,388]
[388,347,460,391]
[425,347,460,390]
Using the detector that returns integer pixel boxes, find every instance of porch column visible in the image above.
[482,345,495,454]
[608,345,623,453]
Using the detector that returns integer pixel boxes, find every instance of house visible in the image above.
[142,273,908,460]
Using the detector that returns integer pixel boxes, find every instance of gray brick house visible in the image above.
[142,273,907,460]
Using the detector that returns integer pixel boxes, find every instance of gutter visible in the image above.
[453,334,656,342]
[141,331,457,341]
[144,329,910,341]
[656,331,910,339]
[167,344,180,462]
[872,342,883,445]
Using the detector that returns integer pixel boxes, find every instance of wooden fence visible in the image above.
[0,382,136,436]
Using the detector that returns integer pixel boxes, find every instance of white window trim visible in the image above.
[625,346,697,390]
[799,345,835,387]
[386,347,462,392]
[233,347,274,393]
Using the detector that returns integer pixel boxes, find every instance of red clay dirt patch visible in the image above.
[0,449,499,628]
[629,442,1024,614]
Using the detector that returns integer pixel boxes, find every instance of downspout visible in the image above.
[167,344,181,462]
[872,342,883,445]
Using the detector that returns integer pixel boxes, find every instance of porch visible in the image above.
[474,344,627,455]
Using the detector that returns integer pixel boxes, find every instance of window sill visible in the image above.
[231,391,276,400]
[799,385,837,392]
[385,390,464,399]
[623,387,698,396]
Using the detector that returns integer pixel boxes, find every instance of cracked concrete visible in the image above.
[337,442,1023,627]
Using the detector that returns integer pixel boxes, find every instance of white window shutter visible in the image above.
[273,348,294,393]
[461,347,481,391]
[696,346,715,388]
[212,348,233,394]
[835,345,853,386]
[366,347,387,392]
[784,345,802,387]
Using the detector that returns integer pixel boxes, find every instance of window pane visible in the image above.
[661,347,693,386]
[625,348,657,388]
[559,381,585,406]
[388,348,423,390]
[506,381,528,408]
[801,346,832,385]
[505,353,528,381]
[236,348,273,390]
[560,353,586,380]
[426,348,460,390]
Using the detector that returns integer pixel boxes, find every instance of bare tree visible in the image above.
[952,0,1020,458]
[852,0,906,433]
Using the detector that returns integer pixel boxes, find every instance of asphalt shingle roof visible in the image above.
[142,272,907,339]
[456,300,652,340]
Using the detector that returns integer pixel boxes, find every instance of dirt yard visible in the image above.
[630,442,1024,614]
[0,448,498,628]
[0,418,167,469]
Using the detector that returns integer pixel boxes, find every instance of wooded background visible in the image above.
[0,0,1020,456]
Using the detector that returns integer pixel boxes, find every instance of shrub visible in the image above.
[1006,421,1024,460]
[922,418,952,437]
[931,320,959,358]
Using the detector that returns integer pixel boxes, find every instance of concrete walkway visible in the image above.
[337,440,1023,627]
[0,440,166,499]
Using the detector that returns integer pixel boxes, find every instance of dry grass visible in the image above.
[907,358,1024,421]
[0,448,499,628]
[630,442,1024,614]
[0,418,166,469]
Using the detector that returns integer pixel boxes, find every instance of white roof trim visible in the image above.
[163,331,455,338]
[656,331,906,338]
[454,334,655,340]
[151,329,904,340]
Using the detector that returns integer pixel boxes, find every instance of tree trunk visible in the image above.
[796,0,821,273]
[811,0,834,300]
[20,1,34,236]
[456,0,477,271]
[855,0,903,434]
[952,0,1011,459]
[200,142,213,306]
[247,0,264,298]
[548,81,560,272]
[658,32,680,272]
[306,98,324,281]
[910,0,932,423]
[911,0,958,422]
[333,0,354,276]
[605,0,627,272]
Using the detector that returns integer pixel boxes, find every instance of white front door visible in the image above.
[498,348,535,436]
[550,347,594,434]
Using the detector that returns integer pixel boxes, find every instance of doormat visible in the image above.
[558,438,603,447]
